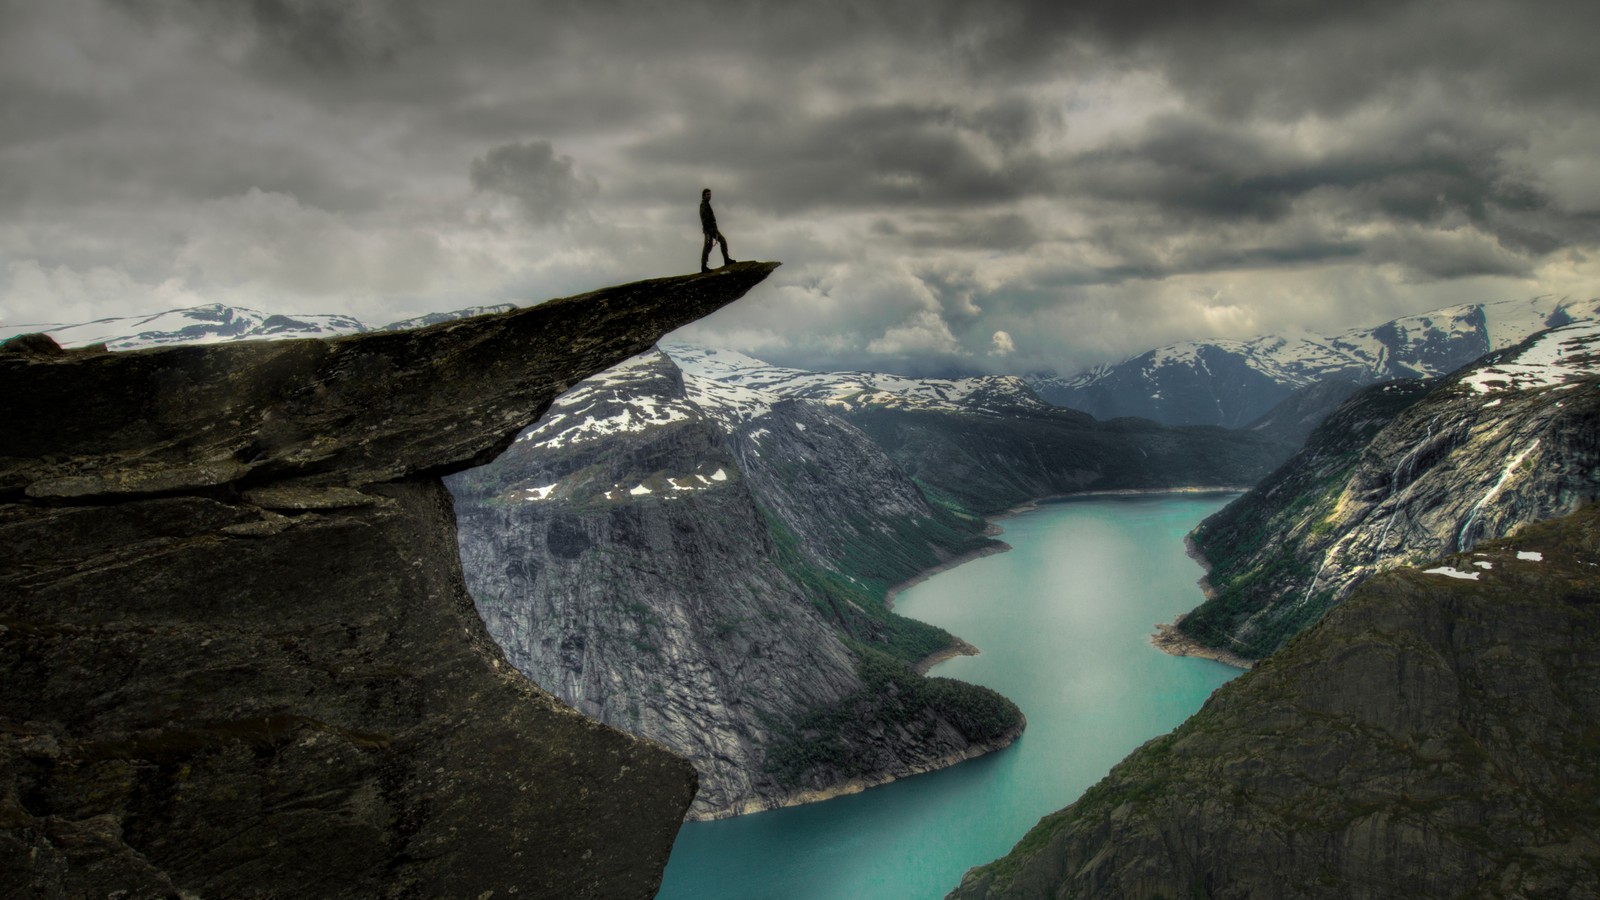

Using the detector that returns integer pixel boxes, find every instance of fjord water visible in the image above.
[656,494,1241,900]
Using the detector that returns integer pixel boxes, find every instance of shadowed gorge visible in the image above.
[0,263,777,899]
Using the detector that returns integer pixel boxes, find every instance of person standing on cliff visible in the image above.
[700,188,735,273]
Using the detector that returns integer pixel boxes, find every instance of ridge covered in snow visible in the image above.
[666,343,1050,416]
[1029,294,1600,427]
[1074,295,1599,392]
[515,351,701,450]
[5,302,515,351]
[1456,320,1600,396]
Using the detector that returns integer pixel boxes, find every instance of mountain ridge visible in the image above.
[4,300,518,350]
[1028,294,1600,428]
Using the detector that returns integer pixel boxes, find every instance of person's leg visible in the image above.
[717,231,734,265]
[701,233,714,272]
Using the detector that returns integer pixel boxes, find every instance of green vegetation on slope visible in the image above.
[758,503,993,666]
[763,643,1023,787]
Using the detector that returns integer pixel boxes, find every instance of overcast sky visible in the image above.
[3,0,1597,375]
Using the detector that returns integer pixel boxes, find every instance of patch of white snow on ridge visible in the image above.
[667,342,1047,415]
[1423,566,1481,580]
[1517,551,1544,562]
[710,468,728,482]
[1473,561,1494,570]
[1459,321,1600,395]
[682,372,776,424]
[514,352,700,449]
[523,483,559,501]
[629,484,652,496]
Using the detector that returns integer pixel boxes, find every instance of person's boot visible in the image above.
[723,256,737,266]
[701,265,711,273]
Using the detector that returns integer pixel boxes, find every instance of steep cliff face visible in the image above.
[951,506,1600,900]
[0,263,779,898]
[1181,321,1600,660]
[447,350,1019,819]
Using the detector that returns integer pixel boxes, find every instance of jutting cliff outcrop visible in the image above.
[0,262,779,899]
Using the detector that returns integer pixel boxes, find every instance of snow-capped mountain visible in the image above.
[1030,295,1600,428]
[667,343,1284,515]
[666,343,1051,416]
[5,302,515,351]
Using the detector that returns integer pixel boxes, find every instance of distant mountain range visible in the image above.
[4,302,515,350]
[1026,295,1600,428]
[667,344,1282,514]
[667,344,1052,417]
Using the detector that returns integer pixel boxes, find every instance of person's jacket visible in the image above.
[700,199,717,234]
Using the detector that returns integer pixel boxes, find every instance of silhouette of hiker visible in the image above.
[700,188,735,273]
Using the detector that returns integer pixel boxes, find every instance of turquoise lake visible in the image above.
[656,494,1242,900]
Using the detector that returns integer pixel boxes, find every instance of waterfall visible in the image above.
[1456,439,1540,552]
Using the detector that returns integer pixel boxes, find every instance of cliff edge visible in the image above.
[0,262,778,899]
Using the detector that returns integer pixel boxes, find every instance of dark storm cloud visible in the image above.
[875,213,1042,251]
[1046,110,1588,284]
[113,0,431,71]
[1062,114,1548,227]
[0,83,107,151]
[5,0,1598,376]
[470,140,598,225]
[241,0,428,70]
[630,100,1053,214]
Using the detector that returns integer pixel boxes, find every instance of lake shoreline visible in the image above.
[1149,614,1254,670]
[1146,533,1254,670]
[687,718,1027,822]
[893,487,1251,671]
[885,542,1012,614]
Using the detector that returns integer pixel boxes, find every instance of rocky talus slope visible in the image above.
[0,263,779,898]
[951,505,1600,899]
[447,350,1020,819]
[1180,322,1600,660]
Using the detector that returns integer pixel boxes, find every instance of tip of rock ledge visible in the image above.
[699,260,780,276]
